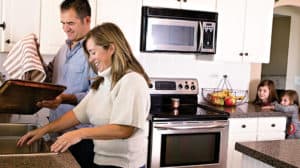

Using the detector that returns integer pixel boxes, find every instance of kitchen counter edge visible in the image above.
[235,140,300,168]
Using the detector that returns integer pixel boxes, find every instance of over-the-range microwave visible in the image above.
[140,6,218,54]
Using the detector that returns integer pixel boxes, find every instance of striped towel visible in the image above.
[3,34,46,82]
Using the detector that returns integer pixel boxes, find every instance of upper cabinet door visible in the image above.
[242,0,274,63]
[215,0,245,62]
[40,0,96,55]
[96,0,142,54]
[215,0,274,63]
[1,0,40,52]
[39,0,64,55]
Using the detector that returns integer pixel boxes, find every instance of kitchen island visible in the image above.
[236,139,300,168]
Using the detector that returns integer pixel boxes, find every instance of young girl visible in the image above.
[253,79,279,106]
[262,90,300,138]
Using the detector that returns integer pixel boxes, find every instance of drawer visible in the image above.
[229,118,257,133]
[257,117,287,132]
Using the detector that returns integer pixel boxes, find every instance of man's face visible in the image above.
[60,8,90,42]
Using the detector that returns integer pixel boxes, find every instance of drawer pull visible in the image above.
[271,123,276,127]
[241,124,246,128]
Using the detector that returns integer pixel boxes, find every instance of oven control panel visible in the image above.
[149,78,198,95]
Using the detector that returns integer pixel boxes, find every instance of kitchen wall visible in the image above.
[1,51,252,104]
[138,53,251,102]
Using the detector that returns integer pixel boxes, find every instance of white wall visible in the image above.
[274,7,300,95]
[138,52,251,102]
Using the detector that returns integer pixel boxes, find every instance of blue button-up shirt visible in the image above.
[49,39,95,131]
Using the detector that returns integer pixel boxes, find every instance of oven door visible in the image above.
[145,18,198,52]
[149,120,228,168]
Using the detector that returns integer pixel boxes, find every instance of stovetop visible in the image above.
[149,105,229,122]
[148,77,229,122]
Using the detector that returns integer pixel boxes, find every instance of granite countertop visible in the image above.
[235,139,300,168]
[0,151,80,168]
[198,102,290,118]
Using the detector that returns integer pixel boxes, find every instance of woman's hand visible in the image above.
[50,130,83,153]
[17,127,47,147]
[36,95,63,109]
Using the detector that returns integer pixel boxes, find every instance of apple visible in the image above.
[224,96,236,106]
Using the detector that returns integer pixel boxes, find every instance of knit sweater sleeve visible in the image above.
[274,103,298,113]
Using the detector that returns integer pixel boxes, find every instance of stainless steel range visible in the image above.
[147,78,229,168]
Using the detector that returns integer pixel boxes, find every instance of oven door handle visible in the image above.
[154,123,228,130]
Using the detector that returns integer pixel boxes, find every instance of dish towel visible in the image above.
[3,33,46,82]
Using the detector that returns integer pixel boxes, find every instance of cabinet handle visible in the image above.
[271,123,276,127]
[241,124,246,128]
[239,53,243,56]
[5,39,10,44]
[183,0,187,2]
[0,22,5,30]
[177,0,180,2]
[244,52,248,56]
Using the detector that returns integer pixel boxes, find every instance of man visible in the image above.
[38,0,95,167]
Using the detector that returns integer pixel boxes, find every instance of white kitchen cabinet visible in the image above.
[257,117,286,141]
[142,0,217,12]
[227,118,257,168]
[39,0,96,55]
[0,0,40,52]
[215,0,274,63]
[96,0,142,55]
[227,117,286,168]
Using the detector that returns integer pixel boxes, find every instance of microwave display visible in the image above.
[140,7,218,54]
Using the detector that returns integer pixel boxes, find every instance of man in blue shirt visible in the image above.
[38,0,95,167]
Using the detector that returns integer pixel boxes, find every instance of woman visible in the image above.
[18,22,151,168]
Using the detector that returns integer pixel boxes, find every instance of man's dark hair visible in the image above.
[60,0,91,20]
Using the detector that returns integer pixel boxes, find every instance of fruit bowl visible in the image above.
[202,88,248,106]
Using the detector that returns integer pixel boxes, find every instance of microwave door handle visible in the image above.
[154,123,228,130]
[198,21,204,51]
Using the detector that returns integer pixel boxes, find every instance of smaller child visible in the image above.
[253,79,279,106]
[262,90,300,138]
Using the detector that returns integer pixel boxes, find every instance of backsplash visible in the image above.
[0,52,252,103]
[138,52,251,102]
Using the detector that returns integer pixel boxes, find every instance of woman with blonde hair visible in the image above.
[18,22,150,168]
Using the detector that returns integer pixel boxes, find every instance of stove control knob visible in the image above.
[178,84,183,89]
[191,85,196,90]
[184,85,189,90]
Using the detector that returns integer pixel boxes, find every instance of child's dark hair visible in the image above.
[253,79,279,105]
